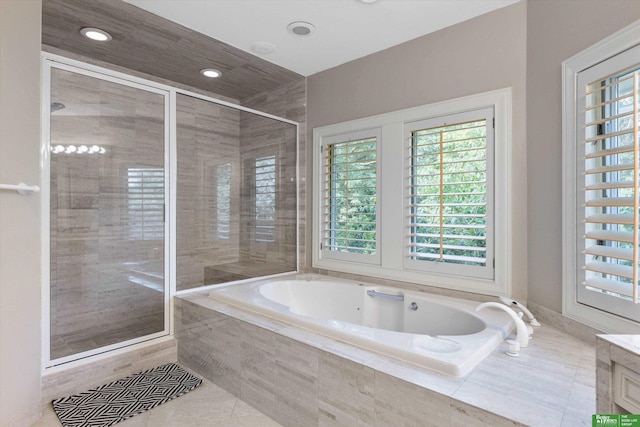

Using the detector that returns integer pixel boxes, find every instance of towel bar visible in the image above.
[0,183,40,195]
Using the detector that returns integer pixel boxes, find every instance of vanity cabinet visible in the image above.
[597,335,640,414]
[614,363,640,413]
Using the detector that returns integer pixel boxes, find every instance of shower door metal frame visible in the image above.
[169,88,301,298]
[41,54,173,368]
[41,53,300,369]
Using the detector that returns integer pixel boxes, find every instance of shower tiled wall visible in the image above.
[176,95,242,290]
[241,79,307,270]
[176,80,305,291]
[237,111,297,271]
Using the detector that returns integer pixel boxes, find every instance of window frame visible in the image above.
[403,107,495,280]
[319,128,382,265]
[313,88,512,296]
[562,18,640,333]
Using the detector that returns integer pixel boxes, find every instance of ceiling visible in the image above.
[42,0,303,101]
[125,0,521,76]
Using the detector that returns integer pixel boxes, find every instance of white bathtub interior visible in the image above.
[209,275,515,376]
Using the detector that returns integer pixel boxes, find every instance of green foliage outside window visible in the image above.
[410,120,488,266]
[326,138,377,254]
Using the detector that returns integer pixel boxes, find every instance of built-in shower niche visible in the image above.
[176,94,297,291]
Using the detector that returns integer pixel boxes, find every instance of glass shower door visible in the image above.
[175,94,298,291]
[47,65,169,363]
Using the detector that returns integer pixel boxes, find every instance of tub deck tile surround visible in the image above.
[176,293,595,427]
[374,372,452,426]
[318,354,376,426]
[527,301,603,346]
[274,335,319,426]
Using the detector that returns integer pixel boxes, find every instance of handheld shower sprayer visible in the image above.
[498,297,541,327]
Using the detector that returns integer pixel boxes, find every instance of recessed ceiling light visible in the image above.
[251,42,276,55]
[80,27,112,42]
[360,0,378,3]
[200,68,222,78]
[287,21,315,36]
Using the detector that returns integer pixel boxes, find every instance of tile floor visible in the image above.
[32,377,281,427]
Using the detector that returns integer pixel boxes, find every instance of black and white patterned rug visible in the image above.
[52,362,202,427]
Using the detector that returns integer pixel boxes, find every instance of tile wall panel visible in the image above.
[374,372,451,426]
[273,335,320,426]
[241,79,307,271]
[237,111,297,273]
[174,299,243,396]
[49,68,166,359]
[176,95,242,290]
[42,0,302,101]
[318,353,375,426]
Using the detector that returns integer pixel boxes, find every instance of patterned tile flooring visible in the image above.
[32,377,281,427]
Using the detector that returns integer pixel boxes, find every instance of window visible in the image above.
[255,155,276,243]
[320,129,380,264]
[563,20,640,331]
[127,167,165,240]
[405,108,494,279]
[313,89,511,296]
[580,64,639,308]
[215,163,231,240]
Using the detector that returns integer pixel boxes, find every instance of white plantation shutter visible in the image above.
[314,89,510,294]
[216,162,231,240]
[404,108,494,279]
[321,128,381,264]
[255,155,276,243]
[127,167,165,240]
[579,57,640,308]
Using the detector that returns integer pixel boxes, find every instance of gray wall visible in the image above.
[0,0,42,425]
[307,1,528,299]
[526,0,640,312]
[308,0,640,313]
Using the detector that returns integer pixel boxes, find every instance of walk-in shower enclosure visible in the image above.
[43,55,298,365]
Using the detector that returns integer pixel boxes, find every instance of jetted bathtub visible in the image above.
[208,275,515,376]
